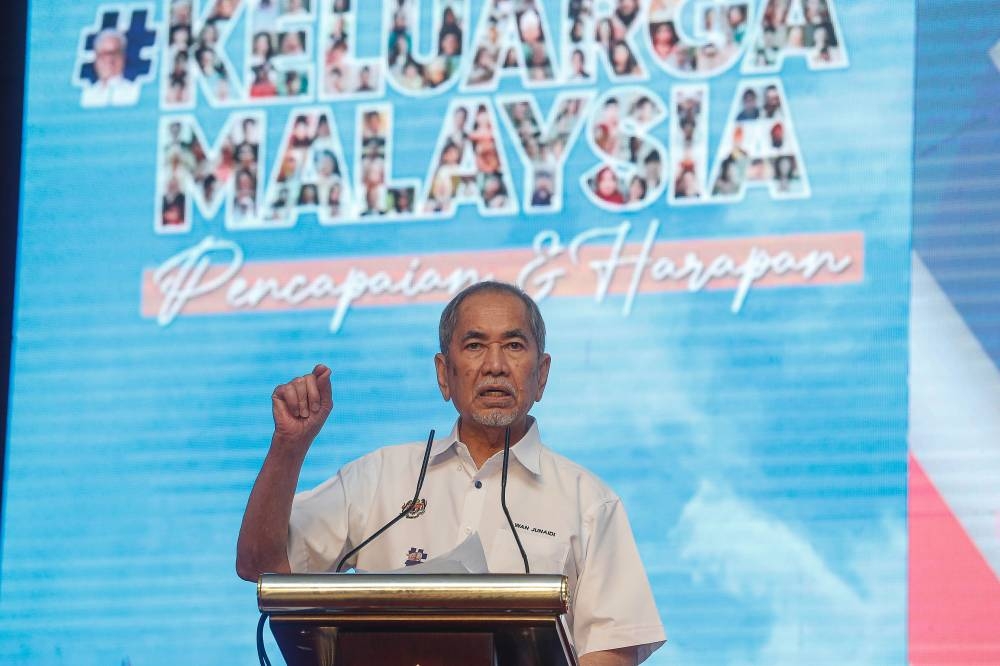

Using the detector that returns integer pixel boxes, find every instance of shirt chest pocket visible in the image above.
[487,525,571,576]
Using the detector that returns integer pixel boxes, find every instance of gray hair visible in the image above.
[95,28,127,53]
[438,281,546,356]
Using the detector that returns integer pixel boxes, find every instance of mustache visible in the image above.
[475,379,516,395]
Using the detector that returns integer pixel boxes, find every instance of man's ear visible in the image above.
[434,352,451,401]
[534,353,551,402]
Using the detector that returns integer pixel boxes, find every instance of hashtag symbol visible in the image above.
[73,4,160,108]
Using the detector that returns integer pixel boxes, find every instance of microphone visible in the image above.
[501,425,530,574]
[336,429,435,572]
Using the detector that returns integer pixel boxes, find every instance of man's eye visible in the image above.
[465,342,482,350]
[507,342,524,350]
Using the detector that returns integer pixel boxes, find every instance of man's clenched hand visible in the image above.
[271,364,333,453]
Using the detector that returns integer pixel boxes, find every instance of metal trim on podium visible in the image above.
[258,573,578,666]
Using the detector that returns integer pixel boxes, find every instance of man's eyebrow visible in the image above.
[458,329,530,343]
[460,330,487,343]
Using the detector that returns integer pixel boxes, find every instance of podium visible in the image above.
[258,573,578,666]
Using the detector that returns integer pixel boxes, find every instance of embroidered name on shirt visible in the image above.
[514,522,557,538]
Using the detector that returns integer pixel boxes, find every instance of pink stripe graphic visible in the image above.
[141,230,864,319]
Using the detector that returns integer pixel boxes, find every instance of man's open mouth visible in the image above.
[478,386,513,398]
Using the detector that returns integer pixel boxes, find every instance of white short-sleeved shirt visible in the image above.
[288,420,666,661]
[80,76,141,107]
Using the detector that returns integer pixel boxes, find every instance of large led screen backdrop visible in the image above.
[6,0,982,663]
[908,2,1000,662]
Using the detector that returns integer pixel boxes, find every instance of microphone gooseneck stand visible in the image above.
[257,426,535,665]
[258,429,437,665]
[336,428,436,572]
[501,425,530,574]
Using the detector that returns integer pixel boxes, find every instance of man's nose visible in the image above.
[482,343,509,374]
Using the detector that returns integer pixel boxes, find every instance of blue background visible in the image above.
[1,1,921,664]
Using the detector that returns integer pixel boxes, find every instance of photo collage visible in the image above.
[746,0,847,70]
[647,0,750,76]
[157,113,263,230]
[165,0,248,105]
[585,89,666,208]
[564,0,646,83]
[709,81,808,199]
[670,86,708,201]
[386,0,465,93]
[322,0,383,97]
[423,101,515,214]
[247,0,315,100]
[465,0,557,88]
[355,107,417,216]
[260,110,352,223]
[497,93,591,210]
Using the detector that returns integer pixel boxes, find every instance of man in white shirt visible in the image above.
[80,29,141,107]
[237,281,666,665]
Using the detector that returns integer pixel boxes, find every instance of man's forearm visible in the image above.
[235,439,308,581]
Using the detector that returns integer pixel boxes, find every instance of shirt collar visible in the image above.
[431,418,543,477]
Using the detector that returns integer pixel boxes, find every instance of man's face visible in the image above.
[95,35,125,81]
[435,291,550,429]
[765,88,780,111]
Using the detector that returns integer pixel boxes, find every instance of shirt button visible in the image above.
[474,480,483,489]
[457,465,464,472]
[464,527,472,535]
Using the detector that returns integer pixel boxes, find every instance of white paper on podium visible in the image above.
[356,533,490,574]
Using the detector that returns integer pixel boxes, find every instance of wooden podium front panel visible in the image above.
[335,631,494,666]
[269,616,576,666]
